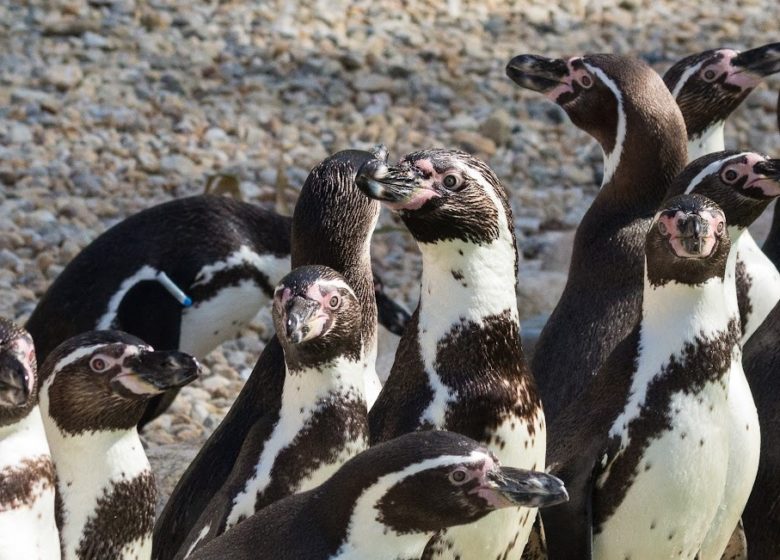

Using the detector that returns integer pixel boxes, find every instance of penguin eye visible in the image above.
[716,221,725,235]
[702,68,718,82]
[657,221,668,235]
[580,75,593,88]
[449,468,470,485]
[722,168,740,183]
[90,357,107,372]
[328,295,341,309]
[442,174,461,190]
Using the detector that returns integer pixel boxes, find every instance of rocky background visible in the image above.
[1,0,778,506]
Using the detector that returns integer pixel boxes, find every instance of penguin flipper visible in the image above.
[154,338,286,560]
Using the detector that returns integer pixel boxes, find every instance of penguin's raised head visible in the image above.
[40,331,199,434]
[273,265,362,369]
[0,318,37,426]
[667,151,780,230]
[356,148,513,247]
[646,194,729,287]
[664,43,780,139]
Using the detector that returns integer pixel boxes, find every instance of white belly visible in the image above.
[118,535,152,560]
[698,366,760,560]
[0,486,60,560]
[595,386,730,560]
[431,412,546,560]
[736,232,780,342]
[179,280,266,358]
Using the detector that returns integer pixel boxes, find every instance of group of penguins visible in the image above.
[1,40,780,560]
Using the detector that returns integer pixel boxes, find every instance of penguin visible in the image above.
[38,330,199,560]
[761,86,780,267]
[0,318,59,560]
[175,265,369,558]
[661,151,780,559]
[357,149,544,559]
[663,42,780,341]
[186,431,569,560]
[506,53,688,423]
[540,193,737,560]
[25,192,409,427]
[154,149,382,560]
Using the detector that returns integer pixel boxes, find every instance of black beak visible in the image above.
[355,159,425,204]
[677,213,709,255]
[375,290,411,336]
[488,467,569,508]
[285,296,321,344]
[732,42,780,77]
[0,352,30,407]
[113,350,199,396]
[506,54,569,93]
[754,158,780,181]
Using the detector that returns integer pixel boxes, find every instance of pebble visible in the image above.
[44,64,84,90]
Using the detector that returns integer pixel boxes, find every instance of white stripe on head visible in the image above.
[684,152,753,194]
[584,63,626,185]
[671,60,706,98]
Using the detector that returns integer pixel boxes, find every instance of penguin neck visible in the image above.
[0,406,50,470]
[687,122,725,161]
[596,101,687,216]
[282,357,367,407]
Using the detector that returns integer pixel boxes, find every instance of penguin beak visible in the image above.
[112,350,200,397]
[505,54,570,94]
[748,158,780,198]
[484,467,569,509]
[658,210,723,259]
[732,42,780,77]
[0,351,31,407]
[374,285,411,336]
[284,296,327,344]
[355,159,436,211]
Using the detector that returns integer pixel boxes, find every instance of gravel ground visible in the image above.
[1,0,778,502]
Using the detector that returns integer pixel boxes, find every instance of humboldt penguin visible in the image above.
[506,53,688,423]
[0,318,59,560]
[357,149,544,559]
[761,86,780,266]
[663,42,780,341]
[540,194,738,560]
[25,194,408,426]
[38,330,199,560]
[175,265,369,558]
[187,431,568,560]
[153,149,382,560]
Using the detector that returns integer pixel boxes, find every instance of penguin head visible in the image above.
[327,431,567,535]
[646,194,730,286]
[355,149,513,247]
[40,331,199,434]
[664,43,780,140]
[273,265,362,369]
[506,53,683,175]
[667,151,780,230]
[0,318,37,427]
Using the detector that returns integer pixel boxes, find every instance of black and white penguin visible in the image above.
[357,149,544,559]
[540,193,738,560]
[761,86,780,267]
[175,265,369,558]
[154,149,382,560]
[663,42,780,341]
[506,53,688,423]
[38,330,199,560]
[186,431,568,560]
[0,318,59,559]
[25,187,409,425]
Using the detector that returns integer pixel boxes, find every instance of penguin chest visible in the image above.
[595,385,730,560]
[735,233,780,341]
[179,279,266,358]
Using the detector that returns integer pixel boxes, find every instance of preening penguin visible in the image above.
[187,431,568,560]
[506,53,688,423]
[174,265,369,558]
[358,148,544,559]
[38,331,199,560]
[0,318,59,560]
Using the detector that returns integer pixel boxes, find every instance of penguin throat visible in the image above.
[687,121,726,161]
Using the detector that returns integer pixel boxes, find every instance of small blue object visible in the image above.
[157,272,194,307]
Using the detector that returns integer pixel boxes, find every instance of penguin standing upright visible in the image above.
[187,431,568,560]
[663,42,780,341]
[175,265,369,558]
[154,149,383,560]
[540,194,737,560]
[38,331,199,560]
[357,149,544,559]
[0,318,59,560]
[506,53,688,423]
